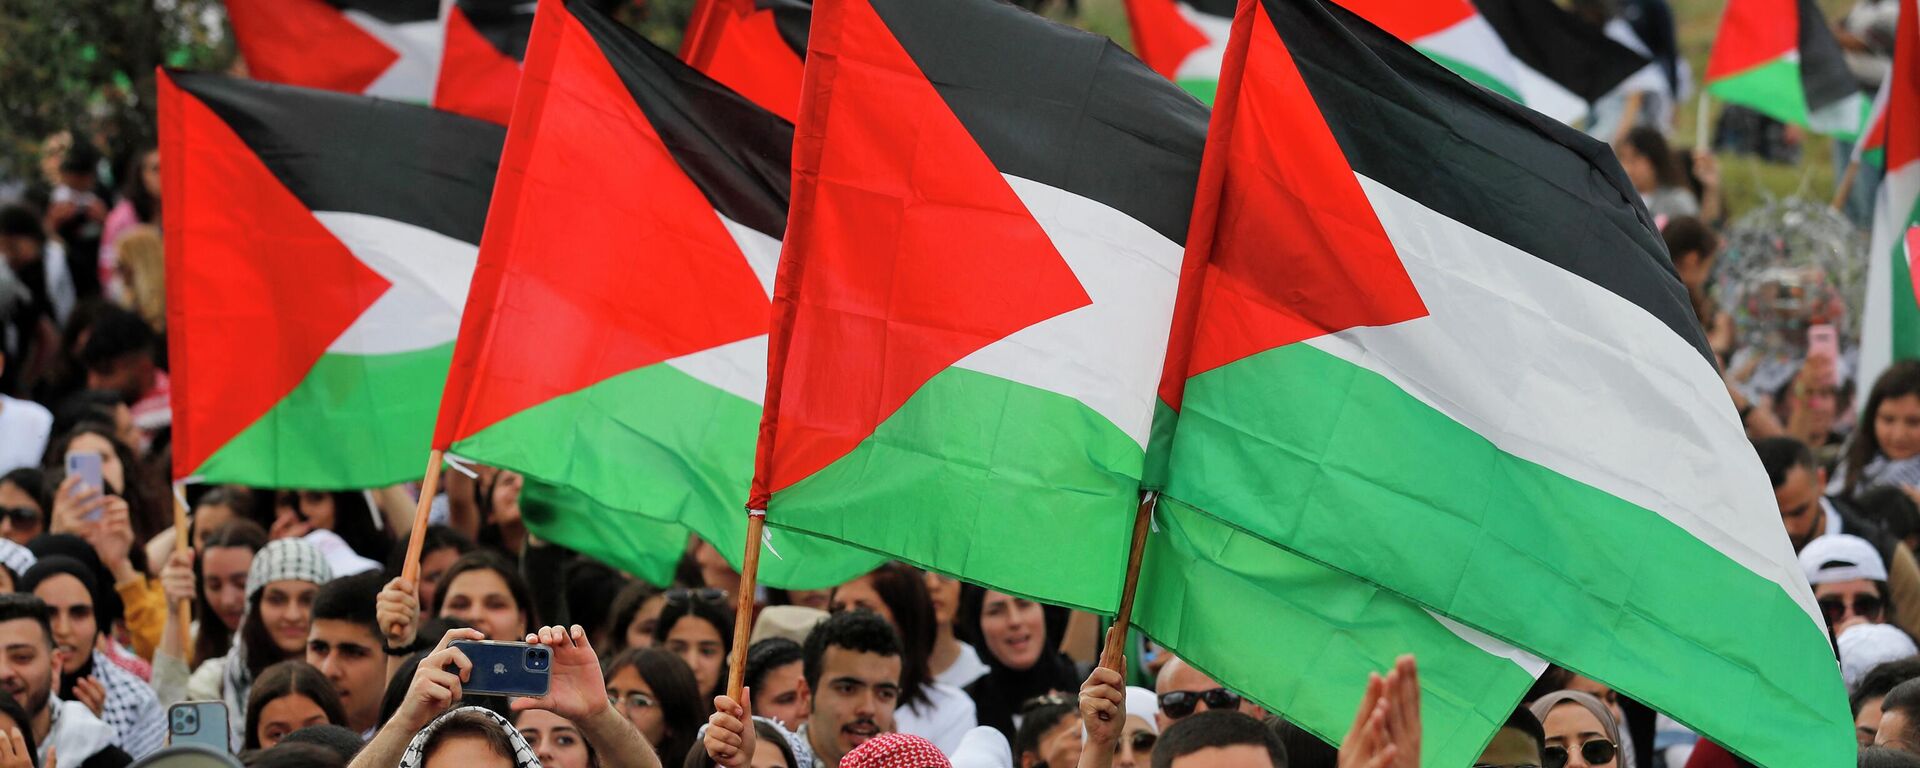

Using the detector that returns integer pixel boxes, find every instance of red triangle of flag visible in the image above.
[1123,0,1212,83]
[754,0,1092,505]
[1162,0,1425,407]
[225,0,400,94]
[160,71,390,479]
[1706,0,1797,81]
[683,0,806,122]
[434,3,525,125]
[436,0,771,446]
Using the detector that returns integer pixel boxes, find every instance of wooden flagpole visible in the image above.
[1097,492,1156,675]
[1835,159,1863,211]
[726,512,767,701]
[170,483,192,652]
[398,449,446,587]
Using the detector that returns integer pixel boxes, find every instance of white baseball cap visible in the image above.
[1800,534,1888,585]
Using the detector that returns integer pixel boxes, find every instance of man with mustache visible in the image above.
[0,593,131,767]
[706,610,905,767]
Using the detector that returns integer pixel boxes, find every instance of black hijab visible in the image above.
[954,584,1080,740]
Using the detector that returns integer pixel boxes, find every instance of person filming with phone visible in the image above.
[352,625,659,768]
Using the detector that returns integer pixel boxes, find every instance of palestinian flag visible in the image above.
[431,0,878,588]
[1707,0,1866,136]
[1157,1,1852,766]
[1862,0,1920,409]
[679,0,809,121]
[1856,73,1891,167]
[750,0,1545,758]
[225,0,444,102]
[159,70,501,488]
[434,0,535,124]
[1474,0,1652,126]
[1124,0,1532,109]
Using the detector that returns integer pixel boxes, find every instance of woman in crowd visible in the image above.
[244,660,348,751]
[515,708,597,768]
[957,585,1081,739]
[604,647,704,764]
[605,581,665,655]
[653,589,732,700]
[831,563,977,751]
[384,525,475,618]
[0,469,46,547]
[270,490,392,564]
[1614,126,1699,220]
[680,720,799,768]
[1838,362,1920,498]
[154,537,333,743]
[156,520,267,671]
[744,639,806,730]
[1529,691,1621,768]
[47,422,163,547]
[924,571,987,690]
[433,550,535,643]
[97,147,159,304]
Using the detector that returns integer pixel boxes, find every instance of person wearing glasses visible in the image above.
[1528,692,1619,768]
[1152,657,1261,732]
[1802,534,1896,636]
[0,469,46,546]
[603,647,704,764]
[1073,665,1159,768]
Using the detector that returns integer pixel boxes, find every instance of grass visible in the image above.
[1056,0,1857,220]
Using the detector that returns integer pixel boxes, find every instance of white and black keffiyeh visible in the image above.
[92,649,165,758]
[221,538,334,744]
[397,706,540,768]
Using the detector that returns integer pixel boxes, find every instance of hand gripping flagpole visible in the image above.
[1097,491,1158,678]
[727,509,769,702]
[398,449,446,592]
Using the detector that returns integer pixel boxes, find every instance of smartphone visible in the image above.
[65,453,104,521]
[1809,324,1842,386]
[450,640,551,697]
[168,701,229,752]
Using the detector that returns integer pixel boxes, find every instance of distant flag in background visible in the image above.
[432,0,880,587]
[159,70,502,488]
[434,0,536,124]
[679,0,809,121]
[1473,0,1652,126]
[1707,0,1867,137]
[1157,0,1851,765]
[1861,0,1920,406]
[225,0,444,102]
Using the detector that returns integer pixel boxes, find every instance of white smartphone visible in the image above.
[65,453,104,522]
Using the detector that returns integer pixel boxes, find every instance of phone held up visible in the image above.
[449,640,551,697]
[65,452,104,522]
[168,701,230,752]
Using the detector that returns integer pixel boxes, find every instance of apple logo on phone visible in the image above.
[493,663,507,675]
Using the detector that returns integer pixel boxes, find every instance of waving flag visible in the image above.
[1158,0,1852,765]
[1707,0,1866,136]
[159,71,500,488]
[225,0,444,102]
[1474,0,1652,125]
[1862,0,1920,405]
[751,0,1543,760]
[434,0,535,124]
[432,0,878,587]
[680,0,809,121]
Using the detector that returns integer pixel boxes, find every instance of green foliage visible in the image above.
[0,0,233,182]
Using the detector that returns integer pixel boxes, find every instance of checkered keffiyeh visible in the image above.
[245,538,333,599]
[841,733,952,768]
[0,538,35,578]
[91,649,164,758]
[397,707,540,768]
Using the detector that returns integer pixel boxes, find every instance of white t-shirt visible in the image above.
[934,642,990,690]
[0,394,52,473]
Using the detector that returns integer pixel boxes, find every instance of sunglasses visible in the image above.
[1157,688,1241,719]
[1472,764,1540,768]
[1543,739,1616,767]
[666,587,728,605]
[0,507,40,527]
[1819,594,1884,622]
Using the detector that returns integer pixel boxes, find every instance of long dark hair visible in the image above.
[244,660,347,750]
[430,550,536,636]
[194,519,269,665]
[1844,361,1920,498]
[603,581,663,656]
[270,491,392,563]
[119,148,159,224]
[47,421,165,548]
[606,648,704,764]
[652,590,733,698]
[836,563,935,709]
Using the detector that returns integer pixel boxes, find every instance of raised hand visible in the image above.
[160,549,196,609]
[1079,665,1125,745]
[396,628,485,731]
[50,475,107,536]
[377,577,420,649]
[510,625,609,722]
[74,676,106,717]
[704,690,757,768]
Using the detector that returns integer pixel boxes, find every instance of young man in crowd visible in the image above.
[0,593,131,767]
[1149,711,1286,768]
[706,610,905,767]
[308,571,389,738]
[1761,436,1920,640]
[1860,660,1920,748]
[1878,678,1920,754]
